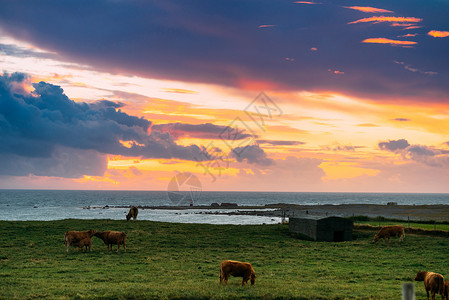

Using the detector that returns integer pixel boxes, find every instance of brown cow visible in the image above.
[70,237,92,252]
[126,206,138,221]
[64,229,96,252]
[219,260,257,286]
[94,231,127,252]
[415,271,444,300]
[373,225,405,243]
[443,280,449,300]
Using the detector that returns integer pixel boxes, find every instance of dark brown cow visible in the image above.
[94,231,127,252]
[64,229,96,252]
[219,260,256,286]
[415,271,444,300]
[373,225,405,243]
[443,280,449,300]
[126,206,138,221]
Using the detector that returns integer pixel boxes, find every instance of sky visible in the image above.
[0,0,448,192]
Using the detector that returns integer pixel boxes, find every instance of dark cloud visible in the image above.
[378,139,449,168]
[0,1,448,101]
[378,139,410,152]
[403,145,449,167]
[0,73,210,177]
[230,144,274,166]
[392,118,411,122]
[152,122,255,140]
[256,139,305,146]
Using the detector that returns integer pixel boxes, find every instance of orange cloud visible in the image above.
[162,88,198,94]
[362,38,417,46]
[428,30,449,38]
[398,33,418,37]
[293,1,320,4]
[328,69,344,75]
[344,6,393,13]
[348,16,422,25]
[258,25,277,28]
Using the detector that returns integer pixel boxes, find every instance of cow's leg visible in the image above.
[225,274,229,285]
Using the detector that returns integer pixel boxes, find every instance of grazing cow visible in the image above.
[70,237,92,252]
[94,231,127,252]
[64,229,96,252]
[219,260,257,286]
[415,271,444,300]
[444,280,449,300]
[373,225,405,243]
[126,206,138,221]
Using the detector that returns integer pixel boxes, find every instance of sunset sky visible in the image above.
[0,0,448,192]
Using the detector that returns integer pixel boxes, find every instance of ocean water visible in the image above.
[0,189,448,224]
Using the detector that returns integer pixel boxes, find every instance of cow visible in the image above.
[373,225,405,243]
[64,229,96,252]
[70,237,92,252]
[94,231,127,252]
[415,271,445,300]
[444,280,449,300]
[219,260,257,286]
[126,206,138,221]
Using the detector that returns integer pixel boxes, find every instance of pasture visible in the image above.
[0,219,447,299]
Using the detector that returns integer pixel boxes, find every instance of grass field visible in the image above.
[0,219,448,299]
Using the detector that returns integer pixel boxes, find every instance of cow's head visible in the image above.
[126,213,131,221]
[414,271,425,281]
[372,234,380,243]
[250,273,257,285]
[88,229,97,236]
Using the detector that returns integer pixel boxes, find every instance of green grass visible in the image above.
[353,219,449,231]
[0,219,448,299]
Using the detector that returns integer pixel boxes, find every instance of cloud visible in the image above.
[362,38,417,46]
[0,73,211,177]
[162,88,198,94]
[378,139,410,151]
[348,16,422,25]
[230,144,274,166]
[392,118,410,122]
[293,1,321,4]
[428,30,449,38]
[152,122,255,140]
[0,1,448,103]
[344,6,393,14]
[378,139,449,168]
[394,61,438,75]
[322,144,364,152]
[256,140,305,146]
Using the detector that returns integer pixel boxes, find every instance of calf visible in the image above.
[126,206,138,221]
[373,225,405,243]
[70,237,92,252]
[415,270,444,300]
[64,229,96,252]
[94,231,127,252]
[219,260,257,286]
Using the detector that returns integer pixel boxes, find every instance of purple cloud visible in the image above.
[378,139,410,152]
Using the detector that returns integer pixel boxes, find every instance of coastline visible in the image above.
[85,203,449,222]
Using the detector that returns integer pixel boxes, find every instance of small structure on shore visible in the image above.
[289,216,353,242]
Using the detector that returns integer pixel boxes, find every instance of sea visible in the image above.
[0,190,448,224]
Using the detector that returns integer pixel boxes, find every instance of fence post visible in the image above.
[402,283,415,300]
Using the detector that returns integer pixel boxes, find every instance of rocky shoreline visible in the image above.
[83,203,449,222]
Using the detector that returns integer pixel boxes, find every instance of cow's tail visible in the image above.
[63,232,68,246]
